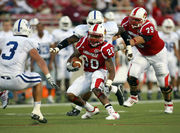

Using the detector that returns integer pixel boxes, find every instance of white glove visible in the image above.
[66,62,79,72]
[114,43,125,52]
[49,47,60,54]
[104,79,113,94]
[125,45,133,61]
[46,74,59,89]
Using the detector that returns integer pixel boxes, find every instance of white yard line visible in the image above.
[4,99,180,108]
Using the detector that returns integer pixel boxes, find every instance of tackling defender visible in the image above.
[0,19,58,123]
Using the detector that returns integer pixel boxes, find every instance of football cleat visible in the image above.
[31,110,47,123]
[81,107,99,119]
[164,102,173,114]
[66,107,81,116]
[106,112,120,120]
[115,85,124,106]
[123,95,138,107]
[0,90,9,109]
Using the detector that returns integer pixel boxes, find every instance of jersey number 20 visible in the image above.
[2,41,18,60]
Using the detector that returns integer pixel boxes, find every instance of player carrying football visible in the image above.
[66,24,120,120]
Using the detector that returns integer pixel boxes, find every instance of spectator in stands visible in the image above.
[6,0,33,14]
[26,0,46,13]
[61,0,84,26]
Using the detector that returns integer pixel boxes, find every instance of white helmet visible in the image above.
[104,11,115,21]
[59,16,72,31]
[162,18,175,34]
[129,7,147,28]
[86,10,104,28]
[13,19,31,36]
[29,18,39,26]
[88,24,105,47]
[148,17,157,29]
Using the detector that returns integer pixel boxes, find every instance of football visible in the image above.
[71,57,82,68]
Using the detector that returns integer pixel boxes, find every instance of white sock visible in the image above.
[105,104,115,114]
[111,85,118,93]
[75,105,82,111]
[173,87,178,91]
[84,102,94,112]
[147,90,152,94]
[33,101,41,112]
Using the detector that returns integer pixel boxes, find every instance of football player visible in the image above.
[51,16,74,102]
[51,10,126,116]
[0,19,58,123]
[31,22,55,103]
[119,7,173,113]
[159,18,180,99]
[66,24,120,120]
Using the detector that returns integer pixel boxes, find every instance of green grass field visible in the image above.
[0,100,180,133]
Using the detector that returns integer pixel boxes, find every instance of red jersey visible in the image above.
[76,36,114,72]
[121,16,164,56]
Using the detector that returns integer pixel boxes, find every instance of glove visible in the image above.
[49,47,60,54]
[125,45,133,61]
[114,43,125,52]
[46,74,59,90]
[104,79,113,94]
[66,62,79,72]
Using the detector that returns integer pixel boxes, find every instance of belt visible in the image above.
[1,76,11,80]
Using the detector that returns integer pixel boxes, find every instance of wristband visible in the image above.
[45,73,51,79]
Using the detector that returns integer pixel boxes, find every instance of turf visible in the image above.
[0,100,180,133]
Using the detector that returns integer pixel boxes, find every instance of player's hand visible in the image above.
[104,79,113,94]
[46,74,59,90]
[125,45,133,61]
[66,62,79,72]
[50,47,60,54]
[114,43,125,52]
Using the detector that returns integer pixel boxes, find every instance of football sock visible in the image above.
[75,105,82,111]
[84,102,94,112]
[147,90,152,94]
[33,101,41,112]
[111,85,118,93]
[105,103,115,114]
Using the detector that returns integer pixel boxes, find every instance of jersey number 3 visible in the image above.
[2,41,18,60]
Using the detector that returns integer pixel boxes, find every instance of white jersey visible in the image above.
[31,31,54,59]
[159,31,179,57]
[0,36,38,76]
[73,21,118,43]
[52,28,74,79]
[0,31,13,37]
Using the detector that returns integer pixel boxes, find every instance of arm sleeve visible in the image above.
[102,44,115,59]
[73,25,88,38]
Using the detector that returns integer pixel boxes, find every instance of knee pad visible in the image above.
[160,86,172,94]
[127,76,139,86]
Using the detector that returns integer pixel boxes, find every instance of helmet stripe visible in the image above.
[18,19,22,32]
[94,10,96,19]
[93,24,99,31]
[133,7,140,16]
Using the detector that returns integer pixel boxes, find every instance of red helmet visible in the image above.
[129,7,147,28]
[88,24,105,47]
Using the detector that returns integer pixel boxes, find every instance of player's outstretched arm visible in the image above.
[29,48,59,89]
[50,35,80,54]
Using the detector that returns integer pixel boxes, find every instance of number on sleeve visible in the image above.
[2,41,18,60]
[107,47,114,56]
